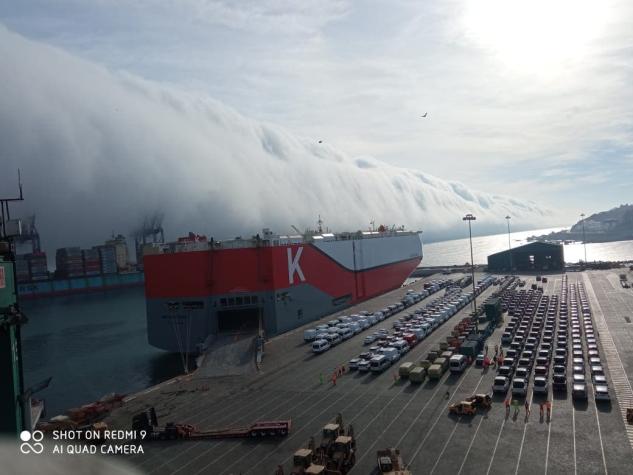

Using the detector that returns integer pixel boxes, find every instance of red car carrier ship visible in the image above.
[144,227,423,352]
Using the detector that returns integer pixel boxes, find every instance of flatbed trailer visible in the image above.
[146,420,292,441]
[132,407,291,441]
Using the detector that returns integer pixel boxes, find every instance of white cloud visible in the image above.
[0,24,558,256]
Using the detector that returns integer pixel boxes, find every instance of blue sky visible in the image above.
[1,0,632,227]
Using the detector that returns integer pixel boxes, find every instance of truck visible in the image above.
[448,401,476,416]
[399,362,416,378]
[409,366,427,383]
[428,358,448,380]
[459,340,481,358]
[290,448,325,474]
[377,448,412,475]
[466,394,492,409]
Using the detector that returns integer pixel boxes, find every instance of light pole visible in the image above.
[580,213,587,264]
[505,215,512,271]
[463,214,477,315]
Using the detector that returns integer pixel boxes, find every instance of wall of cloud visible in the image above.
[0,25,557,259]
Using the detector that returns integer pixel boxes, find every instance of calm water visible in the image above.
[21,287,183,417]
[21,227,633,417]
[422,227,633,266]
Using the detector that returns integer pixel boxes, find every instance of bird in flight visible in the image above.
[421,112,428,118]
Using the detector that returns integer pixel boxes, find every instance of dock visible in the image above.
[107,270,633,474]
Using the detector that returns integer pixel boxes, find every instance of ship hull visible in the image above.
[144,232,423,352]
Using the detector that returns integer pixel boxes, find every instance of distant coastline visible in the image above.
[528,204,633,244]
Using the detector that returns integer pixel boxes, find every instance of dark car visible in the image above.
[572,382,588,400]
[553,374,567,392]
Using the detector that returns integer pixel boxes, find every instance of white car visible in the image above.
[364,334,377,345]
[493,376,510,393]
[326,333,342,346]
[348,358,360,370]
[303,329,317,342]
[533,376,548,394]
[312,339,330,353]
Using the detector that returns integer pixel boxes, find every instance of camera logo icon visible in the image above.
[20,430,44,454]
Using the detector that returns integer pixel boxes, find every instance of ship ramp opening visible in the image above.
[194,333,257,378]
[217,308,260,333]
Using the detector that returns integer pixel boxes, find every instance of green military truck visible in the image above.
[409,366,427,383]
[428,357,449,380]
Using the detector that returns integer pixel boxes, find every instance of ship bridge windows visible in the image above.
[220,295,259,307]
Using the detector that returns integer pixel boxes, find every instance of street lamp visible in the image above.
[463,214,477,315]
[580,213,586,262]
[505,215,512,271]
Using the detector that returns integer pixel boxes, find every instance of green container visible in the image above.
[485,298,502,322]
[0,258,17,309]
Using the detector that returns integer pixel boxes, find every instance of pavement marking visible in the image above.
[428,373,486,475]
[407,369,480,465]
[486,418,506,475]
[148,389,315,474]
[240,375,412,475]
[572,397,577,475]
[584,273,633,452]
[514,394,533,475]
[544,399,553,474]
[352,369,463,468]
[592,393,609,475]
[391,371,457,449]
[196,388,352,475]
[456,413,485,475]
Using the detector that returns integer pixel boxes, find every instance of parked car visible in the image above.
[533,376,548,394]
[594,385,610,401]
[312,339,330,354]
[552,374,567,393]
[512,378,528,396]
[572,382,588,400]
[493,376,510,393]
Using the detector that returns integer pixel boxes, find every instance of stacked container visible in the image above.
[56,247,84,278]
[29,252,49,281]
[15,256,31,283]
[82,248,101,276]
[98,245,117,275]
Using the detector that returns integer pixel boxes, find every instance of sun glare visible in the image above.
[461,0,610,74]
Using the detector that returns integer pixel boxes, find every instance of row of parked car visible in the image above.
[492,275,609,402]
[567,280,610,401]
[346,277,496,375]
[308,280,450,354]
[493,287,558,395]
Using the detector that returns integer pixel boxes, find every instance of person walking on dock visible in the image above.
[524,400,530,420]
[513,399,520,417]
[504,398,511,417]
[332,374,337,386]
[546,400,552,420]
[445,391,450,399]
[539,402,544,420]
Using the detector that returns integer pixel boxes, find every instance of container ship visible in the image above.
[144,227,423,352]
[14,219,144,299]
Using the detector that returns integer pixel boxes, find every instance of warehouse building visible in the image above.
[487,241,564,272]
